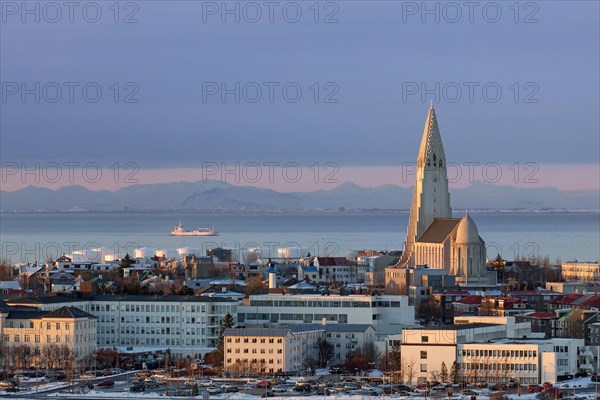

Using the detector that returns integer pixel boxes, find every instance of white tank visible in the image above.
[135,247,155,258]
[277,246,306,259]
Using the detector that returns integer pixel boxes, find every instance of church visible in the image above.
[385,106,497,291]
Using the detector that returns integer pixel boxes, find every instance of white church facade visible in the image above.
[386,106,496,290]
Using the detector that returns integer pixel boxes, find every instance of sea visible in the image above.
[0,211,598,264]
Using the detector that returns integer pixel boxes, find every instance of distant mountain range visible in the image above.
[0,181,598,212]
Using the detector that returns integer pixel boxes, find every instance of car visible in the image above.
[592,375,600,382]
[462,389,478,395]
[130,384,145,392]
[490,384,507,391]
[256,380,272,388]
[0,381,16,388]
[4,387,20,393]
[432,384,447,391]
[222,385,239,393]
[261,392,275,398]
[207,387,222,394]
[543,382,554,389]
[396,384,412,392]
[96,380,115,387]
[528,385,543,392]
[542,387,561,397]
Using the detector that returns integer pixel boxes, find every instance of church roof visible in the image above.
[417,218,461,243]
[456,214,481,244]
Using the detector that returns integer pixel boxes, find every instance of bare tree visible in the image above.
[403,356,417,385]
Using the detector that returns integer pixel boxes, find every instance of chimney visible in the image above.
[269,272,276,289]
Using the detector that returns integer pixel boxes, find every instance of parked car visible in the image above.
[462,389,478,395]
[490,384,507,391]
[542,387,561,397]
[256,380,272,388]
[207,387,222,394]
[592,375,600,382]
[130,384,145,392]
[261,392,275,398]
[222,385,239,393]
[4,387,20,393]
[97,380,115,388]
[508,379,517,388]
[528,385,543,392]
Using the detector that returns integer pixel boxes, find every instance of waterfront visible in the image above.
[0,211,598,263]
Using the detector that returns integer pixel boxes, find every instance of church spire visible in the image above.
[402,106,452,265]
[417,104,446,170]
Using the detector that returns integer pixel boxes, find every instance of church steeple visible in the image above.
[402,106,452,265]
[417,105,446,170]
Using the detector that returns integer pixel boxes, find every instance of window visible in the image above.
[421,336,429,343]
[420,351,427,359]
[420,364,427,372]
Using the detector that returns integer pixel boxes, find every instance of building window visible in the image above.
[420,364,427,372]
[421,336,429,343]
[420,351,427,359]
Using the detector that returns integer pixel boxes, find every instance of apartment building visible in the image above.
[0,301,97,368]
[4,294,238,360]
[223,325,324,374]
[238,293,414,334]
[223,323,375,374]
[562,262,600,283]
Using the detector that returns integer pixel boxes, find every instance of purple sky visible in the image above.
[1,1,598,192]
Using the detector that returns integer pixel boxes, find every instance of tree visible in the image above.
[449,361,459,384]
[206,313,235,369]
[316,337,334,368]
[440,361,449,383]
[245,276,266,295]
[403,356,417,385]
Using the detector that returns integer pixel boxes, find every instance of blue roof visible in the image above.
[302,266,319,273]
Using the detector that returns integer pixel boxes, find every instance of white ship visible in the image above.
[170,221,217,236]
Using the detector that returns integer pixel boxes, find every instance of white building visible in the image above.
[561,262,600,283]
[223,323,376,374]
[224,325,324,374]
[4,294,238,361]
[238,293,414,335]
[402,321,590,385]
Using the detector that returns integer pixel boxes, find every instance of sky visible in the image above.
[1,0,599,192]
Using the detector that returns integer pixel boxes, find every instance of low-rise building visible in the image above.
[562,262,600,283]
[402,321,591,385]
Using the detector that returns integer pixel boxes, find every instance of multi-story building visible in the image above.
[402,320,591,385]
[223,323,376,374]
[562,262,600,283]
[324,324,375,364]
[238,293,414,335]
[223,325,324,374]
[0,300,97,369]
[4,294,238,360]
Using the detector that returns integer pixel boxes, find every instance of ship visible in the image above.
[170,221,217,236]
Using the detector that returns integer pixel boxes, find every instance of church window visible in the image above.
[433,154,437,163]
[439,160,443,167]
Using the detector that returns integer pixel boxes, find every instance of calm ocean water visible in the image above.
[0,211,598,264]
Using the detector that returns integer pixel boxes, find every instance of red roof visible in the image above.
[580,295,600,308]
[454,295,482,305]
[551,293,583,304]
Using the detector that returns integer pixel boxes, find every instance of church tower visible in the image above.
[403,105,452,265]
